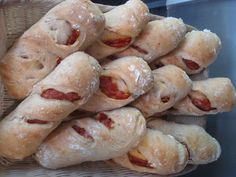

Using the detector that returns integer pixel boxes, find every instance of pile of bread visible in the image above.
[0,0,235,175]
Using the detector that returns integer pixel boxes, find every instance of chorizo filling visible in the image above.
[102,29,132,48]
[41,88,81,102]
[189,90,216,111]
[96,113,114,129]
[46,19,80,45]
[182,59,200,70]
[66,28,80,45]
[99,76,130,100]
[128,149,154,169]
[72,125,93,140]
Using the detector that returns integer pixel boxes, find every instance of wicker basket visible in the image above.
[0,1,203,176]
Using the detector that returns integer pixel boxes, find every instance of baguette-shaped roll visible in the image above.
[80,56,154,112]
[113,129,188,175]
[86,0,149,60]
[35,107,146,169]
[150,30,221,74]
[114,18,186,63]
[131,65,192,117]
[148,119,221,164]
[0,0,105,99]
[171,78,236,116]
[0,52,101,160]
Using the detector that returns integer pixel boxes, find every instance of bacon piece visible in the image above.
[26,119,48,124]
[128,150,154,169]
[96,113,114,129]
[161,96,170,103]
[41,88,81,102]
[72,125,93,140]
[66,28,80,45]
[99,76,130,100]
[131,44,148,55]
[103,37,132,48]
[189,90,216,111]
[56,57,62,66]
[182,59,200,70]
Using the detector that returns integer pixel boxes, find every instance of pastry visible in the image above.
[148,119,221,164]
[86,0,149,60]
[35,107,146,169]
[0,52,101,160]
[171,78,236,116]
[131,65,192,117]
[113,128,188,175]
[0,0,105,99]
[114,17,186,63]
[150,30,221,74]
[80,56,153,112]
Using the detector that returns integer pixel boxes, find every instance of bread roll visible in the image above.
[114,17,186,63]
[150,30,221,74]
[172,78,236,116]
[0,0,105,99]
[113,128,188,175]
[80,56,153,112]
[148,119,221,164]
[131,65,192,117]
[35,107,146,169]
[86,0,149,60]
[0,52,101,160]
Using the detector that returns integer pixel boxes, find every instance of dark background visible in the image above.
[93,0,236,176]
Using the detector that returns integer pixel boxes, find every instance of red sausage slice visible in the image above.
[66,28,80,45]
[189,90,216,111]
[182,59,200,70]
[96,113,114,129]
[41,88,81,102]
[103,37,132,48]
[99,76,130,100]
[128,150,154,169]
[72,125,93,140]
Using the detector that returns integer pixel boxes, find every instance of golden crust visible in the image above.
[80,56,154,112]
[113,129,188,175]
[148,119,221,164]
[0,0,105,99]
[86,0,149,60]
[115,17,187,63]
[151,30,221,74]
[104,0,149,37]
[35,107,146,169]
[131,65,192,117]
[0,52,101,160]
[0,39,58,98]
[172,78,236,116]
